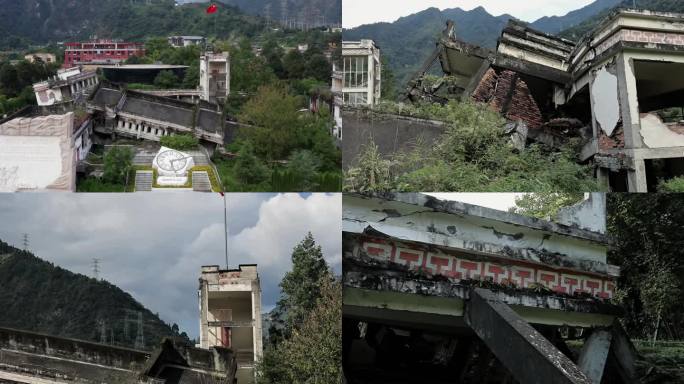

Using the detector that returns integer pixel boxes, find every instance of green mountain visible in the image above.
[177,0,340,26]
[343,6,514,89]
[530,0,622,34]
[0,0,264,49]
[0,240,188,351]
[343,1,622,90]
[559,0,684,40]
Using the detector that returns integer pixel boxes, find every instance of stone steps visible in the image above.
[192,171,212,192]
[135,171,153,192]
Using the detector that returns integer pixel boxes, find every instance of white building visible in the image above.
[168,35,206,48]
[199,52,230,104]
[33,67,99,106]
[341,40,381,106]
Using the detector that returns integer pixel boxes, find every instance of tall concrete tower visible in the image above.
[199,264,262,383]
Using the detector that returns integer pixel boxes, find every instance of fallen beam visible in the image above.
[465,288,592,384]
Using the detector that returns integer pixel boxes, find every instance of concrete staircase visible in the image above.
[192,171,212,192]
[135,171,153,192]
[188,150,210,166]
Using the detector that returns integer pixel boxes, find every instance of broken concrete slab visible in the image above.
[465,288,592,384]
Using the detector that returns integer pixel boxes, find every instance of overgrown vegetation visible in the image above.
[160,134,199,151]
[510,193,585,219]
[77,146,134,192]
[256,233,341,383]
[0,58,59,116]
[344,101,601,192]
[215,84,341,192]
[658,176,684,192]
[607,194,684,342]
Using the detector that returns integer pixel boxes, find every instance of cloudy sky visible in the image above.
[0,193,341,340]
[343,0,597,28]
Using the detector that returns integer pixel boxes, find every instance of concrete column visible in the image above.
[628,158,648,192]
[199,282,209,349]
[578,330,612,383]
[616,53,643,150]
[596,168,610,190]
[251,284,263,362]
[466,288,591,384]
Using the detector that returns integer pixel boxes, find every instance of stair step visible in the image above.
[192,171,212,192]
[135,170,153,192]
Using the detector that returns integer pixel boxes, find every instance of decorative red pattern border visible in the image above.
[361,238,615,299]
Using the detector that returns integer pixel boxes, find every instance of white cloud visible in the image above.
[0,193,341,340]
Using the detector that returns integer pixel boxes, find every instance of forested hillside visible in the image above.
[0,0,264,49]
[559,0,684,40]
[343,0,621,92]
[0,240,188,350]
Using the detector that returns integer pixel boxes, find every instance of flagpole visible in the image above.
[224,192,228,269]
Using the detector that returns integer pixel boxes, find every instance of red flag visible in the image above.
[206,3,218,14]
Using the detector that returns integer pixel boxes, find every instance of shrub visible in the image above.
[160,134,199,151]
[103,146,134,185]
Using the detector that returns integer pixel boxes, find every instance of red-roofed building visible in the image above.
[63,40,145,67]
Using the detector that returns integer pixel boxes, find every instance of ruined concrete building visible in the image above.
[343,193,637,383]
[33,67,99,106]
[199,265,263,383]
[87,85,226,146]
[200,52,230,104]
[0,327,237,383]
[342,40,382,106]
[404,8,684,192]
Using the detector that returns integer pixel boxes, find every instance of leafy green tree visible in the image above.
[234,142,270,186]
[273,277,342,383]
[153,70,180,89]
[102,146,133,185]
[283,49,306,79]
[182,63,200,89]
[303,53,331,82]
[230,39,277,93]
[607,194,684,340]
[380,56,397,100]
[278,232,330,331]
[286,150,321,190]
[510,193,584,219]
[238,85,303,160]
[262,39,286,78]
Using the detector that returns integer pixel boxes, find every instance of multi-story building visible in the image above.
[168,35,206,48]
[199,264,262,383]
[63,40,145,67]
[33,67,99,106]
[24,53,56,64]
[341,40,381,106]
[199,52,230,104]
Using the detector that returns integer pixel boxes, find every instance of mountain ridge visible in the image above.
[0,239,187,350]
[343,0,623,89]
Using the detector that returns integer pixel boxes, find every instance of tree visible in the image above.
[510,193,584,219]
[607,194,684,340]
[234,142,270,186]
[272,277,342,383]
[238,85,303,160]
[286,150,321,191]
[153,70,180,89]
[278,232,330,331]
[230,39,277,93]
[304,54,331,82]
[102,146,133,185]
[182,63,200,89]
[380,56,397,100]
[283,49,306,79]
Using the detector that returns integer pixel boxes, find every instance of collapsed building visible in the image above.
[199,265,263,384]
[404,8,684,192]
[0,327,237,383]
[343,193,637,383]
